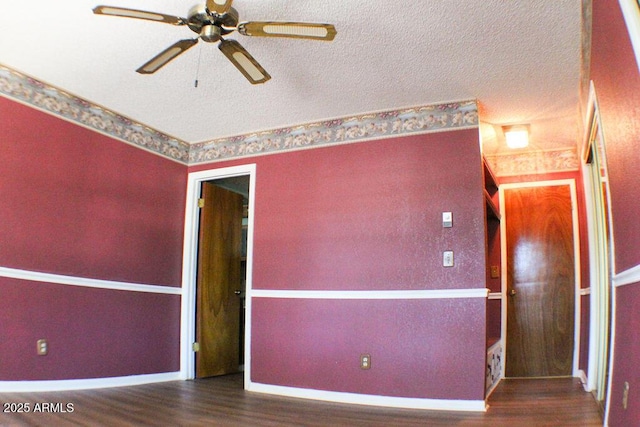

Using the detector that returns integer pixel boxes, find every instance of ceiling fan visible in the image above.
[93,0,337,84]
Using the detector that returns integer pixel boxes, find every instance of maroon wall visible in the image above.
[252,297,486,400]
[590,1,640,425]
[191,129,489,401]
[0,97,186,285]
[252,131,486,291]
[591,2,640,273]
[0,97,186,379]
[610,283,640,422]
[0,278,181,380]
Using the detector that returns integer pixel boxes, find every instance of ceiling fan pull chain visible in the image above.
[195,43,203,88]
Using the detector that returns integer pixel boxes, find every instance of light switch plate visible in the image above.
[442,212,453,228]
[443,250,454,267]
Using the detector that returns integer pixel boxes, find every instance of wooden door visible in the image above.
[505,185,575,377]
[195,182,243,378]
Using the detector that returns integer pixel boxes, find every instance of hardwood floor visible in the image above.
[0,375,602,426]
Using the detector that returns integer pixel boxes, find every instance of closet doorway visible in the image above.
[502,181,580,378]
[181,164,255,385]
[195,177,249,378]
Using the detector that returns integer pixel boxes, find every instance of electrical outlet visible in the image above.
[360,354,371,370]
[37,339,48,356]
[443,250,454,267]
[490,265,500,278]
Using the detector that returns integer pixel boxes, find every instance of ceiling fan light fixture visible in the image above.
[503,125,530,149]
[200,25,221,42]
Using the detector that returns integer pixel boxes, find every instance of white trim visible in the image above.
[499,180,582,378]
[0,372,181,393]
[250,288,489,300]
[619,0,640,73]
[578,369,589,391]
[605,284,617,427]
[613,264,640,287]
[0,266,181,295]
[580,287,591,296]
[246,382,487,412]
[499,187,508,378]
[488,292,502,300]
[581,83,616,418]
[583,160,598,393]
[485,379,501,399]
[499,180,577,190]
[180,164,257,383]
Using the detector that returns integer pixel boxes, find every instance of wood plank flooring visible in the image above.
[0,375,602,426]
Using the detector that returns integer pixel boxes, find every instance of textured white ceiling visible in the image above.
[0,0,583,154]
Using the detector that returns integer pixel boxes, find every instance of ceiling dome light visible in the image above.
[503,125,529,149]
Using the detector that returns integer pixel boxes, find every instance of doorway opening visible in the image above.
[195,177,249,378]
[180,164,256,387]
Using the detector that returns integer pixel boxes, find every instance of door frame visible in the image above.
[180,164,256,386]
[581,82,615,419]
[499,179,582,378]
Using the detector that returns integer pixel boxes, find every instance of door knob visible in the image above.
[509,289,517,297]
[234,290,242,295]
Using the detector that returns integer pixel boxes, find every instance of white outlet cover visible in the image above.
[443,250,454,267]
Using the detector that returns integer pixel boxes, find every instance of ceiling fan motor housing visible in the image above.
[200,25,221,42]
[187,4,239,41]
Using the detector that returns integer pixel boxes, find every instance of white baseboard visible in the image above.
[0,372,181,392]
[577,369,591,392]
[247,382,487,412]
[485,377,501,399]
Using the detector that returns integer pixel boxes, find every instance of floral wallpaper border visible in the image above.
[189,102,479,164]
[0,63,580,176]
[0,64,190,163]
[484,148,580,177]
[0,64,479,165]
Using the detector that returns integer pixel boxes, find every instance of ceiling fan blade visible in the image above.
[218,39,271,84]
[238,22,337,41]
[206,0,233,15]
[93,6,186,25]
[136,39,198,74]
